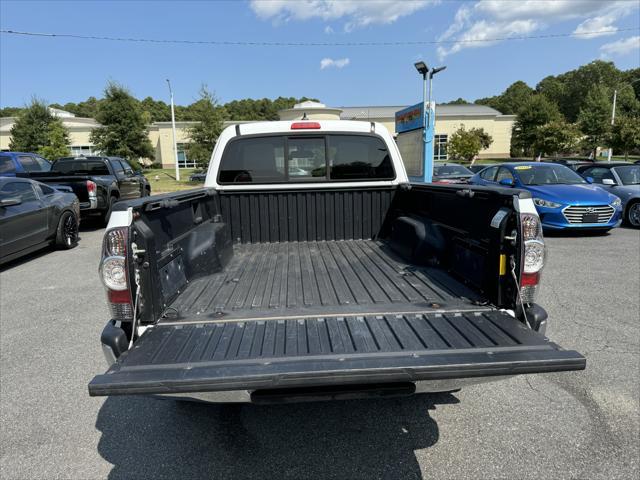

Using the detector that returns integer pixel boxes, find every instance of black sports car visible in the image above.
[432,163,474,183]
[0,177,80,264]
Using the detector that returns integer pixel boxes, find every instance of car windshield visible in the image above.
[515,164,587,186]
[434,164,473,176]
[613,165,640,185]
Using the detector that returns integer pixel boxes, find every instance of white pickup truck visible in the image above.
[88,120,584,403]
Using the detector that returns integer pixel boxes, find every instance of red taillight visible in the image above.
[521,272,539,286]
[520,212,545,304]
[87,180,97,195]
[100,227,133,320]
[291,122,321,130]
[108,289,131,303]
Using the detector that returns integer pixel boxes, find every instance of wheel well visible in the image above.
[625,199,639,215]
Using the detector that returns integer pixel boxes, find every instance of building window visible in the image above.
[70,145,97,156]
[434,134,448,161]
[177,143,197,168]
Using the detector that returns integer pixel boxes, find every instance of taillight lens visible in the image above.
[100,227,133,320]
[520,213,545,304]
[101,257,128,290]
[86,180,97,196]
[104,228,127,256]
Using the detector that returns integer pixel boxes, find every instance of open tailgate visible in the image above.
[89,310,585,397]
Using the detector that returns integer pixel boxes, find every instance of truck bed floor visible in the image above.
[169,240,487,322]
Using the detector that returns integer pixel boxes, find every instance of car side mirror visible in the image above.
[499,178,514,187]
[602,178,615,186]
[585,176,594,184]
[125,168,134,176]
[0,197,22,207]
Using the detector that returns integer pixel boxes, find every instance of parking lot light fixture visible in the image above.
[414,61,429,76]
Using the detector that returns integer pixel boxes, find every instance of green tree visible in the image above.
[578,86,612,158]
[622,67,640,101]
[443,97,470,105]
[49,97,102,118]
[186,86,225,167]
[9,98,55,152]
[534,121,580,157]
[470,127,493,150]
[90,82,154,161]
[447,126,492,162]
[476,81,534,114]
[512,95,562,157]
[0,106,23,117]
[222,96,318,121]
[609,114,640,160]
[140,97,171,122]
[38,119,71,160]
[537,60,623,122]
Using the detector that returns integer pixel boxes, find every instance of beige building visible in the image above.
[287,101,515,160]
[1,102,515,168]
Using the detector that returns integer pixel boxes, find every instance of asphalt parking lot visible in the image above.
[1,223,638,480]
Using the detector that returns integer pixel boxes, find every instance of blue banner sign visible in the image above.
[395,103,424,133]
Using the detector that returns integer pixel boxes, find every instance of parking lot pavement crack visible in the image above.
[524,376,561,404]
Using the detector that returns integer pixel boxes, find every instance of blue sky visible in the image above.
[1,0,639,109]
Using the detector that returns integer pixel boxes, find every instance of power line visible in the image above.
[1,27,638,47]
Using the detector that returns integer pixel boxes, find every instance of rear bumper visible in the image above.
[79,197,98,211]
[154,376,512,404]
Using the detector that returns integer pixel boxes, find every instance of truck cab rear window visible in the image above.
[218,134,394,184]
[52,160,110,175]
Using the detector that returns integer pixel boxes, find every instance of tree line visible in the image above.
[6,84,315,167]
[1,94,318,124]
[447,61,640,160]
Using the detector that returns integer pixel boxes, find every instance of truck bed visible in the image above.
[169,239,487,322]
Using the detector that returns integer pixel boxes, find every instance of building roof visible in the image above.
[339,104,505,120]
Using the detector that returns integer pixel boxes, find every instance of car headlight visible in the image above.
[533,198,562,208]
[611,197,622,208]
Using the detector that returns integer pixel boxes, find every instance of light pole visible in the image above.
[166,79,180,181]
[414,61,446,182]
[414,61,430,182]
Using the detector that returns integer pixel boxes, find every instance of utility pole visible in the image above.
[606,89,617,163]
[166,79,180,181]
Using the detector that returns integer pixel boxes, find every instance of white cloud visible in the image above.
[600,36,640,57]
[250,0,436,31]
[438,0,638,59]
[573,15,618,38]
[324,25,334,34]
[320,57,350,69]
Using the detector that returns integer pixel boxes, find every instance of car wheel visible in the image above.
[55,211,79,249]
[627,201,640,228]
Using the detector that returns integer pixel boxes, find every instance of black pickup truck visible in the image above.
[22,156,150,224]
[88,120,585,404]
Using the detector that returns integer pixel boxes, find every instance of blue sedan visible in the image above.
[469,162,623,231]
